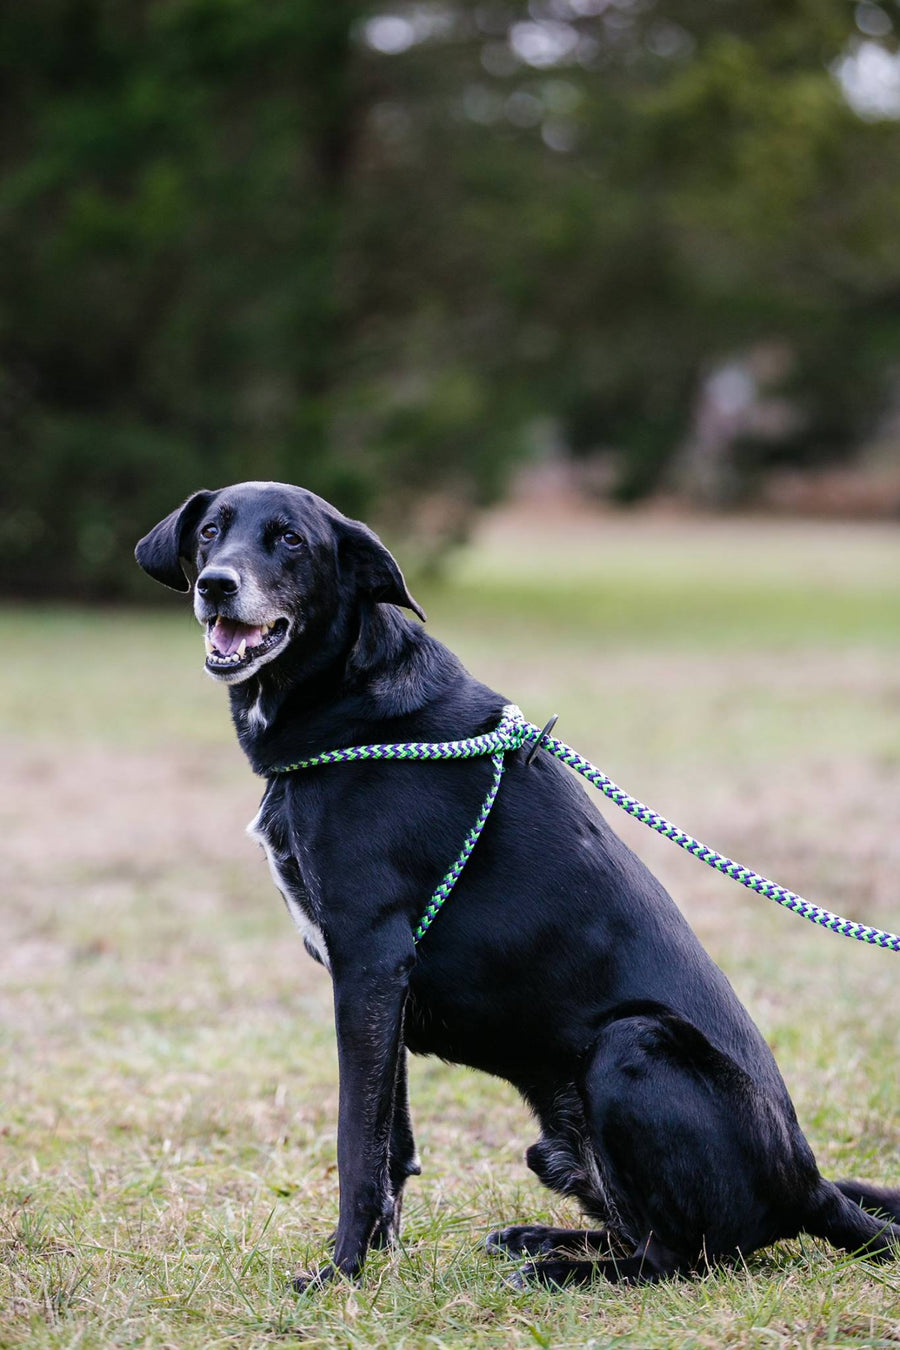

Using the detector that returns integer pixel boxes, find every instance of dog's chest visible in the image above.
[246,806,330,971]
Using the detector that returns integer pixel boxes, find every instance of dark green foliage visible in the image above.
[1,0,365,596]
[2,1,899,596]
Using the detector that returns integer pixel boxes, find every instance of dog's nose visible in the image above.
[196,566,241,604]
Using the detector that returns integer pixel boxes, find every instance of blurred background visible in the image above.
[3,0,900,596]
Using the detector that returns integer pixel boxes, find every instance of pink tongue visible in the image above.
[211,618,263,656]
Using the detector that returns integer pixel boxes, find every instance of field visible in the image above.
[2,509,899,1350]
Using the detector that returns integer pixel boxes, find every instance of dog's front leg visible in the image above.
[370,1045,420,1249]
[296,950,412,1291]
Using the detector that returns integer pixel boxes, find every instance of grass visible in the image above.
[1,509,899,1349]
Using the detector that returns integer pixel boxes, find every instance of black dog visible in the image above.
[136,481,900,1290]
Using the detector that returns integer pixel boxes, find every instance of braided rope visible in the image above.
[269,711,526,773]
[271,706,900,953]
[534,727,900,953]
[414,751,506,943]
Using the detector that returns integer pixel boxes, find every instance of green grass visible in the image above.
[2,512,899,1348]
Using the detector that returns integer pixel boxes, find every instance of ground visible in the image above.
[1,509,899,1349]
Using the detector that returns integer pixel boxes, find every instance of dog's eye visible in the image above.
[199,523,218,541]
[281,530,303,548]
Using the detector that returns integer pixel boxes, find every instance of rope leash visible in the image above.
[271,705,900,953]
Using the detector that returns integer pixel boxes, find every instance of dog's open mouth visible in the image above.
[205,616,290,673]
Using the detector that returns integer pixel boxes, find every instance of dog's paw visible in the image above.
[291,1262,337,1294]
[485,1225,572,1258]
[517,1258,594,1289]
[486,1225,540,1257]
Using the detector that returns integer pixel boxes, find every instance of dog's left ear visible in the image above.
[339,520,426,622]
[135,489,218,592]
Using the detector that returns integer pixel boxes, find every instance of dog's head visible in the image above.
[135,482,425,686]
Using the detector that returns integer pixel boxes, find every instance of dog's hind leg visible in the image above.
[486,1224,614,1259]
[517,1234,681,1288]
[516,1007,830,1287]
[487,1091,623,1261]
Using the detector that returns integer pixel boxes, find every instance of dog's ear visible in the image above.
[339,519,426,621]
[135,489,218,592]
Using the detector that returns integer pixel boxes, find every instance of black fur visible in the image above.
[135,481,900,1290]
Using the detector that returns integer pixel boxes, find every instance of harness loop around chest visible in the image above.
[270,705,900,954]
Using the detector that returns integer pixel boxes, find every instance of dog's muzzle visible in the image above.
[194,567,292,682]
[199,612,291,683]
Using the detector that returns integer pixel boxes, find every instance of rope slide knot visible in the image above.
[271,706,900,954]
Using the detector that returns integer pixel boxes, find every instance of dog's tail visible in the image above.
[804,1179,900,1260]
[835,1179,900,1222]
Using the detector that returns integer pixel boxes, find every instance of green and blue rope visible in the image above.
[271,705,900,953]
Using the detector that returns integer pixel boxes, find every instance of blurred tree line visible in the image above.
[2,0,900,596]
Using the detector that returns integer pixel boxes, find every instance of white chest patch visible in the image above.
[244,693,269,733]
[246,809,330,972]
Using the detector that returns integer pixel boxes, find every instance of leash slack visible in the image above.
[271,706,900,953]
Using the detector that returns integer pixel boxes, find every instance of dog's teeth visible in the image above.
[205,635,213,654]
[261,624,270,636]
[236,638,247,659]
